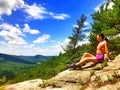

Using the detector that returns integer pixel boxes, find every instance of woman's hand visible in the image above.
[108,59,112,62]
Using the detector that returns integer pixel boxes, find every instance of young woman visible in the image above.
[68,33,112,69]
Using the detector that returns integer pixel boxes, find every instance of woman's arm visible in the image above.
[104,41,112,61]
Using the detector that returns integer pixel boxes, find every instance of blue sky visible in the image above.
[0,0,107,56]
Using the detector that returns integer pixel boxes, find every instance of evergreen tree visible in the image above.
[66,14,87,57]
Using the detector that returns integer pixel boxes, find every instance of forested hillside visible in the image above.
[0,53,35,64]
[0,53,52,85]
[1,0,120,86]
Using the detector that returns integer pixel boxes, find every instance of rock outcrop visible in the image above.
[5,54,120,90]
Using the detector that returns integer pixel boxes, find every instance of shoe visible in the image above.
[77,66,82,70]
[67,63,76,69]
[67,63,82,70]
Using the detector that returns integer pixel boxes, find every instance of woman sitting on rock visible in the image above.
[68,33,112,69]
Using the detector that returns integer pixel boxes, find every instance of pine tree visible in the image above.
[66,14,86,57]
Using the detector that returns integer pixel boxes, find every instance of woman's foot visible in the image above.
[67,63,82,70]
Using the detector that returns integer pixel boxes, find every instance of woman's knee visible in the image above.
[83,53,88,56]
[83,53,91,57]
[84,53,89,55]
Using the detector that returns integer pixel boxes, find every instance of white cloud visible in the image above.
[107,2,114,9]
[73,21,89,28]
[0,30,26,45]
[0,44,23,55]
[23,4,70,20]
[0,16,2,20]
[0,41,62,56]
[0,23,22,35]
[94,4,101,12]
[0,0,70,20]
[57,38,70,46]
[24,3,48,20]
[78,40,89,46]
[73,24,78,28]
[84,21,89,26]
[94,1,114,12]
[0,0,24,16]
[32,38,69,56]
[49,12,70,20]
[94,0,106,12]
[0,41,6,45]
[23,23,40,34]
[85,32,90,38]
[33,34,50,44]
[32,45,61,56]
[0,42,64,56]
[0,37,72,56]
[46,44,63,55]
[0,23,27,45]
[0,43,36,56]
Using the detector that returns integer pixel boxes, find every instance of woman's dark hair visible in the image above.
[98,33,109,42]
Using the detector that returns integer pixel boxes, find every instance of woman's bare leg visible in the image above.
[76,57,98,66]
[79,53,95,62]
[67,53,97,69]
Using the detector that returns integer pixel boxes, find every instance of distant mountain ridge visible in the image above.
[18,54,52,63]
[0,53,52,64]
[0,53,34,64]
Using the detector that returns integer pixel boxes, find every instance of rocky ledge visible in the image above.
[5,54,120,90]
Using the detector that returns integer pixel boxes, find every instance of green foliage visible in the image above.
[102,28,117,36]
[0,61,37,75]
[109,36,120,54]
[90,0,120,54]
[0,61,37,85]
[0,70,14,80]
[0,53,42,85]
[0,76,7,85]
[91,0,120,35]
[101,59,108,68]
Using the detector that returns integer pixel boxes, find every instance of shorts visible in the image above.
[96,54,104,62]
